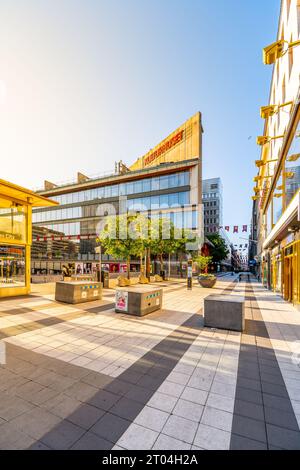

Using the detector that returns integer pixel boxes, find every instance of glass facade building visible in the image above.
[31,161,201,275]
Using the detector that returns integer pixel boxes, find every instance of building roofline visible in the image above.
[36,158,199,197]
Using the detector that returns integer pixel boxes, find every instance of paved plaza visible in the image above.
[0,276,300,450]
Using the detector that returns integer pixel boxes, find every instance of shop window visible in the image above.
[0,202,26,243]
[0,245,26,288]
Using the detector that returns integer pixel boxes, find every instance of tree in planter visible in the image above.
[97,214,148,279]
[206,233,229,268]
[193,255,212,274]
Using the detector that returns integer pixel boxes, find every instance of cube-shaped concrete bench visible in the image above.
[115,286,163,316]
[204,295,245,332]
[55,281,102,304]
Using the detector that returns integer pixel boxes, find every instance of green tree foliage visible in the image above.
[97,214,149,279]
[206,233,229,263]
[193,255,212,273]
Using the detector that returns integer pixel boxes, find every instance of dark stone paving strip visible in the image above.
[20,313,201,449]
[230,281,300,450]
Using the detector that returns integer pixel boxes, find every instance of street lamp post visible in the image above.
[187,257,193,290]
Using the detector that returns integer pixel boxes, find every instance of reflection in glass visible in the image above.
[0,201,26,242]
[0,245,25,288]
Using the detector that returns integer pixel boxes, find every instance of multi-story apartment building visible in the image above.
[202,177,223,234]
[254,0,300,309]
[31,113,203,276]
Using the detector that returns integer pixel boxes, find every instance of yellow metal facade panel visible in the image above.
[130,112,201,171]
[0,179,56,298]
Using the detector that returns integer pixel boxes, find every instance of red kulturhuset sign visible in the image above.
[144,130,184,166]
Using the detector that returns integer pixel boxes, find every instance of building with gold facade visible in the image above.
[252,0,300,309]
[31,112,203,276]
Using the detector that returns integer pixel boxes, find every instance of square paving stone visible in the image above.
[82,372,113,389]
[194,423,231,450]
[266,424,300,450]
[103,379,134,396]
[39,419,86,449]
[263,394,294,412]
[231,414,267,443]
[230,434,267,450]
[234,399,264,422]
[261,381,289,398]
[29,441,52,450]
[66,403,105,429]
[136,375,167,391]
[87,390,120,411]
[135,406,169,432]
[147,392,178,414]
[237,377,262,392]
[64,382,99,402]
[162,415,198,444]
[234,386,263,405]
[120,370,144,385]
[264,406,299,431]
[117,423,158,450]
[152,434,191,450]
[70,432,112,450]
[90,413,130,443]
[110,397,145,421]
[125,385,155,404]
[173,399,204,423]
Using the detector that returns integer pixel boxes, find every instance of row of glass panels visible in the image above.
[48,171,190,205]
[32,192,190,223]
[35,210,198,237]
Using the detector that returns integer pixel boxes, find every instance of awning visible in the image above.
[0,179,58,207]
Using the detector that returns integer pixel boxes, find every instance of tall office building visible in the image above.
[202,177,223,234]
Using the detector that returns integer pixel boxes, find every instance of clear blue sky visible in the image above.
[0,0,280,243]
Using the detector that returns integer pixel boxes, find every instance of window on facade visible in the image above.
[133,181,143,194]
[142,179,151,193]
[151,177,160,191]
[159,195,169,209]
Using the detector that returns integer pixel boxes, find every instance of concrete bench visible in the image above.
[115,286,163,316]
[204,295,245,332]
[55,281,102,304]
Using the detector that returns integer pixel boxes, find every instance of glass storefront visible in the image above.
[0,245,26,288]
[0,203,26,242]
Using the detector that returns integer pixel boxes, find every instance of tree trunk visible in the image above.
[146,247,151,280]
[127,256,130,280]
[159,254,164,274]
